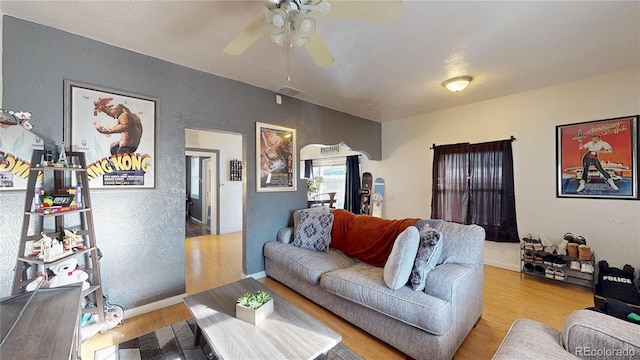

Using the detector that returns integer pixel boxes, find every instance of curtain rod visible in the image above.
[429,135,516,150]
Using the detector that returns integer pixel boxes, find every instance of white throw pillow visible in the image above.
[383,226,420,290]
[292,211,334,252]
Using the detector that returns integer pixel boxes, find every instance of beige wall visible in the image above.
[370,67,640,272]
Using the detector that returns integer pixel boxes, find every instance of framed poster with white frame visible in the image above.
[64,80,156,189]
[0,109,44,191]
[256,122,296,192]
[556,115,639,200]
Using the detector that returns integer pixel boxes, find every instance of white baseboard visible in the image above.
[122,273,267,320]
[484,259,520,272]
[123,293,187,319]
[247,271,266,279]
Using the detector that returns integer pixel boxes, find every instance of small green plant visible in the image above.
[306,176,324,199]
[236,291,272,310]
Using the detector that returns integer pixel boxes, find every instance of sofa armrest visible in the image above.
[563,309,640,358]
[492,319,578,360]
[277,227,293,244]
[424,263,477,302]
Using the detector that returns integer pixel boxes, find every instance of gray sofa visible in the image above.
[492,310,640,359]
[263,210,485,360]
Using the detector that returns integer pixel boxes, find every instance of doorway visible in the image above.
[186,150,219,235]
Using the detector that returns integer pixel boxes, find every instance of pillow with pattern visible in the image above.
[292,211,334,252]
[409,224,443,291]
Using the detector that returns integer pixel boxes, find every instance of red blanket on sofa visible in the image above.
[330,209,419,267]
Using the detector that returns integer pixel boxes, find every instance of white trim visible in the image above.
[247,271,266,279]
[484,259,520,272]
[123,293,186,319]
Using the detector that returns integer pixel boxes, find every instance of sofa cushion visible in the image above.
[409,224,443,291]
[263,241,353,284]
[292,211,334,252]
[383,226,420,289]
[414,219,485,265]
[321,262,453,335]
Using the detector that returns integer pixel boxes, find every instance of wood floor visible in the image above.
[81,232,594,359]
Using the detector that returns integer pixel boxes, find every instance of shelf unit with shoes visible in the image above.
[520,235,595,288]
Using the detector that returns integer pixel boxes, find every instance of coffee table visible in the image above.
[184,278,342,360]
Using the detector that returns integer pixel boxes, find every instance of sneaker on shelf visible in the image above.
[543,255,555,265]
[556,239,568,256]
[534,254,544,264]
[541,237,554,248]
[523,262,535,273]
[544,245,556,254]
[567,243,579,258]
[545,267,555,279]
[524,251,534,262]
[552,256,567,268]
[574,235,587,245]
[581,262,595,274]
[522,235,534,250]
[578,245,593,260]
[533,242,544,252]
[570,260,581,270]
[534,265,545,275]
[563,232,575,242]
[554,269,567,281]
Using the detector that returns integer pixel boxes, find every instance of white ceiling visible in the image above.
[2,1,639,123]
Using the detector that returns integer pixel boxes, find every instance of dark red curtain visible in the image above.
[431,140,519,243]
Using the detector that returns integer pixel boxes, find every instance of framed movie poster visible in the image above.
[0,110,44,191]
[556,115,639,199]
[64,80,156,189]
[256,122,296,192]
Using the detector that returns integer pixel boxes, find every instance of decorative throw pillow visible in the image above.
[292,211,334,252]
[383,226,420,290]
[293,207,331,232]
[409,224,443,291]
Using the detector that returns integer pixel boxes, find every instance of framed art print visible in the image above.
[556,115,638,199]
[256,122,296,192]
[0,109,44,191]
[64,80,156,189]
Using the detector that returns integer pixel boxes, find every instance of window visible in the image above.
[307,158,347,209]
[190,156,200,199]
[431,140,519,242]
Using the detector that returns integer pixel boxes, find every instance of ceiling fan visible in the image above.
[223,0,402,68]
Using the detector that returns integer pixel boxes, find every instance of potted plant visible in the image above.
[235,290,273,325]
[306,176,324,200]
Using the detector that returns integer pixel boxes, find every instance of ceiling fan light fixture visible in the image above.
[269,10,287,28]
[442,76,473,92]
[293,12,316,35]
[265,0,282,11]
[290,12,315,46]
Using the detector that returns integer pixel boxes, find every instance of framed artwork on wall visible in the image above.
[256,122,296,192]
[0,109,44,191]
[556,115,639,200]
[64,80,156,189]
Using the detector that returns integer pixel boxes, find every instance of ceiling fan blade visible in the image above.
[324,0,402,22]
[223,14,268,55]
[305,32,334,67]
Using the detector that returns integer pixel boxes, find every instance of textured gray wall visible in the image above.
[0,16,381,308]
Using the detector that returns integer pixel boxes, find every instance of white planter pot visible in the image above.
[235,298,274,325]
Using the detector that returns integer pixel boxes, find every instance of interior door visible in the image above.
[204,158,213,233]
